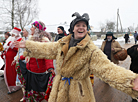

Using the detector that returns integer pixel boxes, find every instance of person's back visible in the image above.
[124,33,129,43]
[127,45,138,73]
[127,44,138,102]
[124,33,129,39]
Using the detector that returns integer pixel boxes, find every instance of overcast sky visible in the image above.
[38,0,138,32]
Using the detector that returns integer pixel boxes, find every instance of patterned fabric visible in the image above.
[16,60,48,102]
[24,90,45,102]
[16,62,26,87]
[45,73,55,101]
[2,39,6,45]
[32,21,46,31]
[90,74,94,86]
[32,21,47,42]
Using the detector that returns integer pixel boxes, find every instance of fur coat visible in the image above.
[24,34,138,102]
[101,40,122,64]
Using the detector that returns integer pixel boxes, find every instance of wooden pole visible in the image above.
[117,9,119,34]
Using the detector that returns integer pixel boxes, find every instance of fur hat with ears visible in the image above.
[104,31,117,40]
[69,12,90,34]
[9,27,21,36]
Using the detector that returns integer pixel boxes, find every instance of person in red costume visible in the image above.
[3,27,22,94]
[18,21,55,102]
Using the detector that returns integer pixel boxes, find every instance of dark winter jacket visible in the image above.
[127,45,138,73]
[134,33,138,41]
[55,33,67,41]
[103,40,112,60]
[124,34,129,39]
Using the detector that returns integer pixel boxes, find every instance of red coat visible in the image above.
[20,56,54,73]
[4,37,22,92]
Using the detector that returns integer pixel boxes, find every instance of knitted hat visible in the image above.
[58,26,64,32]
[104,32,117,40]
[70,12,90,33]
[9,27,21,36]
[32,21,46,31]
[24,26,31,35]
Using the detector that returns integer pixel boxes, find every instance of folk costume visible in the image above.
[19,21,54,102]
[4,27,22,94]
[22,13,138,102]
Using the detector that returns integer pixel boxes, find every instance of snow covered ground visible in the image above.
[93,36,134,48]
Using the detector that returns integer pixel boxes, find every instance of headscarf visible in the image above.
[32,21,46,42]
[24,26,31,35]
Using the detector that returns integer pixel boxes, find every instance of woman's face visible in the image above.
[31,26,35,35]
[57,28,63,34]
[73,21,87,39]
[22,28,28,37]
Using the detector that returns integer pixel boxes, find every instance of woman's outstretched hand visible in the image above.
[13,40,26,48]
[133,77,138,91]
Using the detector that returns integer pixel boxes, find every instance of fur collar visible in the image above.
[59,34,91,57]
[59,34,91,49]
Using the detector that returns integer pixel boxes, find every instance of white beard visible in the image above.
[3,36,15,51]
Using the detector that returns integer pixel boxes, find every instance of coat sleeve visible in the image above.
[20,55,25,60]
[45,59,54,70]
[113,41,122,53]
[90,48,138,99]
[23,40,59,60]
[100,42,104,51]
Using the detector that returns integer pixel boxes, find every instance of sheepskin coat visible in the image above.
[101,40,122,64]
[24,34,138,102]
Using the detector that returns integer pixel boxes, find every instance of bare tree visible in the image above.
[105,20,116,32]
[128,26,134,33]
[135,26,138,31]
[99,22,106,33]
[122,28,127,32]
[0,0,38,30]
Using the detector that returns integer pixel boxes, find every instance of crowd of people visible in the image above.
[0,12,138,102]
